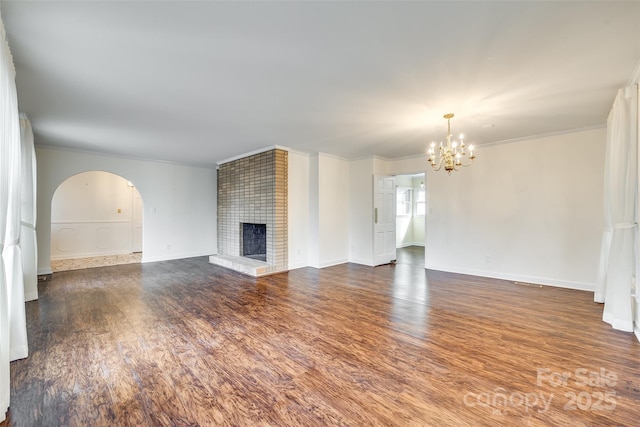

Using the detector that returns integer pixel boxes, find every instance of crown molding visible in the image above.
[478,124,606,149]
[35,143,217,170]
[216,145,290,166]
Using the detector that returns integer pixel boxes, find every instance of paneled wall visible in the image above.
[37,147,218,274]
[50,171,143,260]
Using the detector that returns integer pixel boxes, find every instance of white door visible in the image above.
[373,175,396,266]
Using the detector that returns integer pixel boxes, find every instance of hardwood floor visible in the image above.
[3,247,639,426]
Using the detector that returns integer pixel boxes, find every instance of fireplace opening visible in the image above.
[241,223,267,262]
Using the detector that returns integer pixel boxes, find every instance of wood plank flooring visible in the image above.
[2,247,639,426]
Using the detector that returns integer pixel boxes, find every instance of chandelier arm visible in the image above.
[430,158,443,171]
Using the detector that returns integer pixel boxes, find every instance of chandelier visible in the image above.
[427,113,475,174]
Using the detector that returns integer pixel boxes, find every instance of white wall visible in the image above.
[349,156,418,266]
[309,153,349,268]
[36,127,605,293]
[50,171,142,260]
[343,129,606,291]
[425,128,605,291]
[288,151,310,269]
[348,157,375,265]
[386,156,427,176]
[36,147,217,274]
[308,154,320,267]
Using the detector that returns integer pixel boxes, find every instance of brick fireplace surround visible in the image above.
[209,148,288,276]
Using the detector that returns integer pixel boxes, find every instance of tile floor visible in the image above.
[50,252,142,272]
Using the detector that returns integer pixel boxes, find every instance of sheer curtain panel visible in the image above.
[20,114,37,302]
[1,12,29,421]
[596,86,639,332]
[0,13,13,421]
[4,87,27,363]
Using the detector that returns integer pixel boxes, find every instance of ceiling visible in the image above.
[1,1,639,167]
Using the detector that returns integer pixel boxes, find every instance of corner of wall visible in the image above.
[288,150,310,268]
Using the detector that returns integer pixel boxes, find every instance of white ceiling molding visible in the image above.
[216,145,290,166]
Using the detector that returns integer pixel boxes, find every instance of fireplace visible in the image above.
[211,147,288,276]
[241,223,267,262]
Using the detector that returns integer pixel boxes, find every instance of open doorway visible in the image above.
[395,173,425,266]
[50,171,143,272]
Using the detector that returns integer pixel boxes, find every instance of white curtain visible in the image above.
[596,85,639,332]
[1,12,29,422]
[20,114,37,302]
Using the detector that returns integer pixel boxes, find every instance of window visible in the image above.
[416,186,426,215]
[396,187,412,216]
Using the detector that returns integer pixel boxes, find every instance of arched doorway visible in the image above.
[50,171,143,271]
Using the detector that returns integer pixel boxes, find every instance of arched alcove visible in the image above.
[50,171,143,271]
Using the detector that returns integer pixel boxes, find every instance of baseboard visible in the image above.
[289,259,377,270]
[287,262,308,270]
[311,258,349,269]
[602,311,634,332]
[37,267,53,275]
[397,243,425,248]
[141,251,215,263]
[319,258,349,269]
[634,325,640,343]
[286,265,309,272]
[24,291,38,302]
[10,344,28,361]
[425,264,595,292]
[348,257,375,267]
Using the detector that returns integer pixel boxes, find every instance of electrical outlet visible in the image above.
[485,255,492,263]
